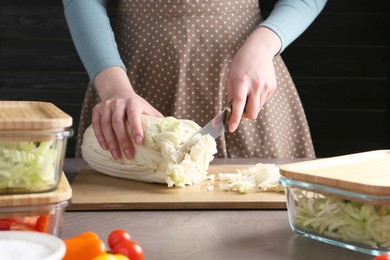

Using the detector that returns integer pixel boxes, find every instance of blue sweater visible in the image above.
[63,0,327,81]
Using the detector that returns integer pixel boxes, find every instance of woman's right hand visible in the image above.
[92,67,163,160]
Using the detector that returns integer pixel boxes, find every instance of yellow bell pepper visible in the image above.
[93,253,129,260]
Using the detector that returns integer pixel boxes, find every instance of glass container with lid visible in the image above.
[0,101,73,194]
[0,172,72,236]
[279,150,390,256]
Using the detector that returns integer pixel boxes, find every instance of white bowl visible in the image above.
[0,231,66,260]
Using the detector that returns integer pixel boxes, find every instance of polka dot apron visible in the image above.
[76,0,316,159]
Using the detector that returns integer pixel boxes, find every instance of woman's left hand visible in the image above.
[226,26,282,132]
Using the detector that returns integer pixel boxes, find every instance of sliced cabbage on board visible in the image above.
[218,163,284,193]
[82,115,217,187]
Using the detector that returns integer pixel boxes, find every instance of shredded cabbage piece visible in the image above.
[82,115,217,188]
[293,190,390,248]
[219,163,284,193]
[0,141,57,191]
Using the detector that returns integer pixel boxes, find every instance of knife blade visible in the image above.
[171,101,232,162]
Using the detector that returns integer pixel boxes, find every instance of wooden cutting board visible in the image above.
[68,165,286,210]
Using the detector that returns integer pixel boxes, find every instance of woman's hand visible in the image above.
[92,67,163,160]
[226,26,282,132]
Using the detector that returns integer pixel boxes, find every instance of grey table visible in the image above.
[61,158,373,260]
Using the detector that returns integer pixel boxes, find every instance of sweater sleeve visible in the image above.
[259,0,327,53]
[63,0,125,82]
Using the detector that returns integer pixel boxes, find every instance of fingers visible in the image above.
[144,108,164,118]
[256,81,271,115]
[226,79,247,133]
[126,103,143,146]
[91,107,108,150]
[111,101,134,160]
[226,76,276,133]
[91,96,162,160]
[244,84,261,120]
[94,101,129,160]
[246,80,275,119]
[126,98,165,147]
[228,97,245,133]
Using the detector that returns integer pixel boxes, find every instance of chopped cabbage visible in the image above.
[219,163,284,193]
[0,141,57,191]
[293,190,390,248]
[82,115,217,188]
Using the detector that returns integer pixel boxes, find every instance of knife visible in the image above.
[171,101,233,162]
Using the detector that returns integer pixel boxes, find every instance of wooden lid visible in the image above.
[0,101,72,130]
[0,173,72,207]
[279,150,390,197]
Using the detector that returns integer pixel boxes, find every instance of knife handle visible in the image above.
[224,99,250,131]
[223,102,233,129]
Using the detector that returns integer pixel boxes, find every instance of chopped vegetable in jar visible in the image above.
[293,190,390,248]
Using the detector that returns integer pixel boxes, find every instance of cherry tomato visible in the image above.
[373,254,390,260]
[108,229,132,249]
[35,215,49,233]
[112,239,144,260]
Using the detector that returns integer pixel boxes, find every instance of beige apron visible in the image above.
[76,0,316,159]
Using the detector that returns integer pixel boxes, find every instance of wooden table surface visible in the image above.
[61,158,373,260]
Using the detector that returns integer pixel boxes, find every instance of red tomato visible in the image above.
[35,215,49,233]
[1,217,38,231]
[108,229,132,249]
[14,216,38,226]
[373,255,390,260]
[0,219,16,230]
[111,239,144,260]
[1,216,48,232]
[10,223,36,231]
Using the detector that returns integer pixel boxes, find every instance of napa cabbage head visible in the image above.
[81,115,217,187]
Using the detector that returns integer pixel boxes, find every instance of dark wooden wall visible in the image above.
[1,0,389,158]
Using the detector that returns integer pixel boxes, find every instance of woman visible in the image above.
[63,0,327,160]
